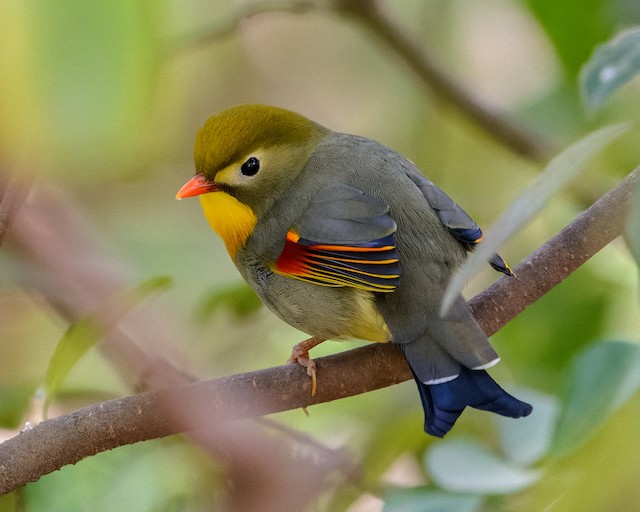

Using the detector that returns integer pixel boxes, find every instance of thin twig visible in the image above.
[0,174,32,247]
[169,0,554,162]
[0,167,636,495]
[168,0,318,55]
[335,0,554,162]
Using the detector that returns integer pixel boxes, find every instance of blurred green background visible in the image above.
[1,0,639,511]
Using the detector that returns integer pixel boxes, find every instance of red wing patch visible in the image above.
[275,231,400,292]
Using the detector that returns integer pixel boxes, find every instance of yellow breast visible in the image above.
[199,192,257,258]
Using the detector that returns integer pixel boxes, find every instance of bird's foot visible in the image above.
[287,337,325,397]
[291,352,317,397]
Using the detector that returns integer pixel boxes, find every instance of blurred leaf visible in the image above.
[442,123,629,315]
[496,388,560,466]
[383,487,483,512]
[518,81,585,137]
[133,275,174,298]
[43,276,173,414]
[424,439,541,494]
[326,401,430,511]
[23,440,209,512]
[361,410,428,475]
[0,492,17,512]
[551,340,640,457]
[43,317,102,417]
[526,0,615,79]
[21,0,163,181]
[0,385,33,428]
[196,283,262,320]
[580,27,640,112]
[494,267,609,390]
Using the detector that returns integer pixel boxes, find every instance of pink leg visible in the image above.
[287,337,326,396]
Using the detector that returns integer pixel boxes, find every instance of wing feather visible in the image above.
[274,184,401,292]
[275,231,400,292]
[406,170,513,276]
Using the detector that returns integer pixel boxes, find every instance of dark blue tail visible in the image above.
[412,366,533,437]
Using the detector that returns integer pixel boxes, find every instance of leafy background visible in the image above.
[1,0,640,511]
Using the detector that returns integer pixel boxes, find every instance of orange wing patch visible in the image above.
[275,230,400,292]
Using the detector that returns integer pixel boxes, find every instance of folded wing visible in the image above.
[274,184,400,293]
[406,170,513,276]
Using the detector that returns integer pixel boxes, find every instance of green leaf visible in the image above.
[43,276,173,415]
[43,317,102,417]
[526,0,615,79]
[551,340,640,457]
[100,274,173,324]
[0,385,35,428]
[383,487,483,512]
[496,388,560,466]
[131,275,174,299]
[441,123,629,315]
[196,283,262,320]
[580,27,640,112]
[425,439,541,495]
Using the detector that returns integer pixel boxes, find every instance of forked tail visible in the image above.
[411,366,533,437]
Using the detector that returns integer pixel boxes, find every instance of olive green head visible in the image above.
[195,105,325,174]
[191,105,328,213]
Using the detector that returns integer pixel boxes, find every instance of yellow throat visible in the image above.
[199,191,257,258]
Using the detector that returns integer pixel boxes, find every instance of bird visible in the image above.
[176,104,533,437]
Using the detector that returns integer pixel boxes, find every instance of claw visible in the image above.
[287,337,325,397]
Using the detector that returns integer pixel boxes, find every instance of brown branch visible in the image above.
[0,167,636,495]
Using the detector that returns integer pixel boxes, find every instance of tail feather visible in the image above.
[411,366,533,437]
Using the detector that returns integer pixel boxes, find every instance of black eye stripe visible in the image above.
[240,157,260,176]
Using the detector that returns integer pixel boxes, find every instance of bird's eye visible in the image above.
[240,157,260,177]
